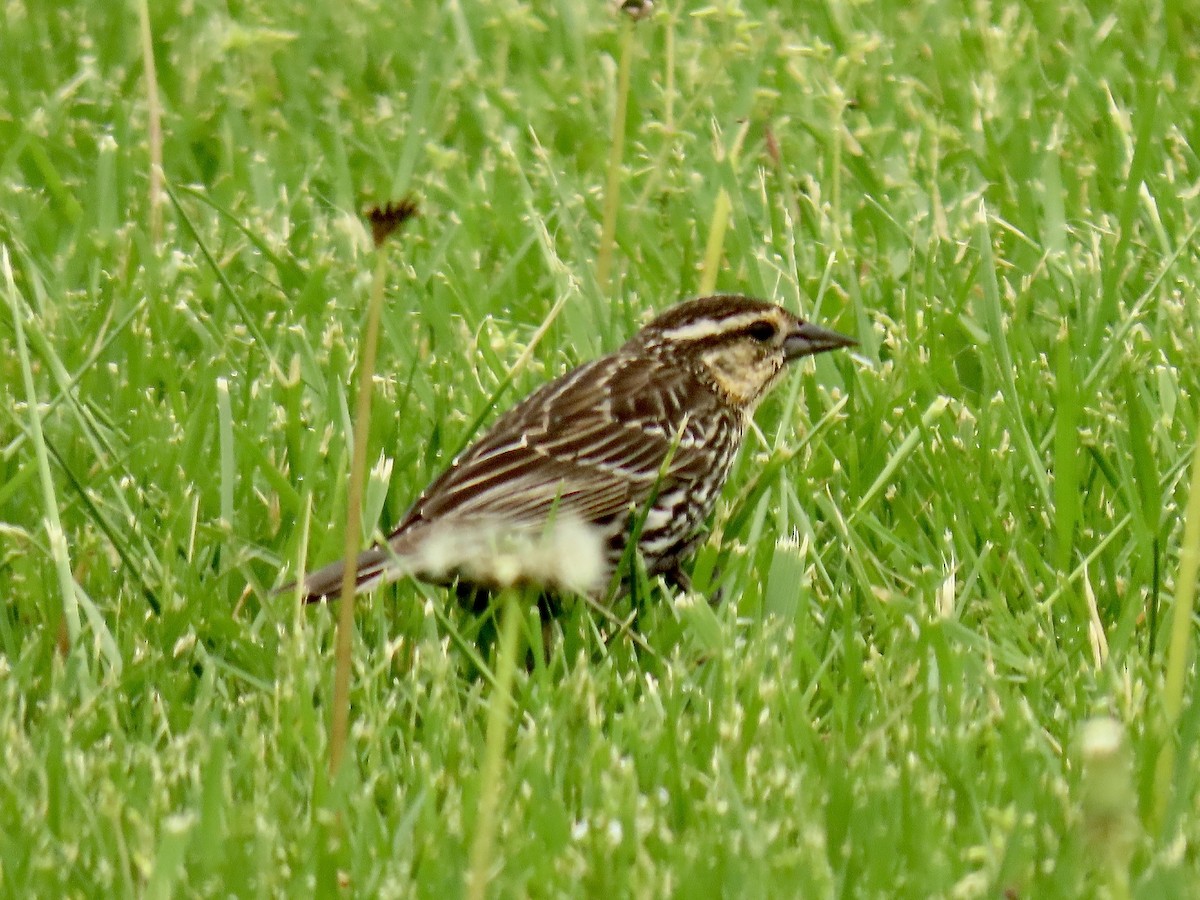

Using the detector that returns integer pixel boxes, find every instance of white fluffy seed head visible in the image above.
[412,514,608,596]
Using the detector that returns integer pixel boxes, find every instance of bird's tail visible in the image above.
[277,514,609,602]
[279,545,397,603]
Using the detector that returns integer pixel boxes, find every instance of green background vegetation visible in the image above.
[2,0,1198,895]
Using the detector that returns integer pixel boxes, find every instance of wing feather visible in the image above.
[388,354,723,541]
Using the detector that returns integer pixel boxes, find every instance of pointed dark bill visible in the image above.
[782,321,857,360]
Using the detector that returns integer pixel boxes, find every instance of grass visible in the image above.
[2,0,1199,895]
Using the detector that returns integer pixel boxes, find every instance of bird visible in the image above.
[287,294,855,604]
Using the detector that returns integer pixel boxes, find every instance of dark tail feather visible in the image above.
[277,545,395,603]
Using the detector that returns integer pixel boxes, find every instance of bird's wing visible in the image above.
[389,354,729,538]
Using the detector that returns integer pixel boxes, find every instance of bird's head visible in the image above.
[633,295,856,409]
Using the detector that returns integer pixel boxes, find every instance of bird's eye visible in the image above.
[746,321,777,343]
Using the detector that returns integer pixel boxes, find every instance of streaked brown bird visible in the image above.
[289,294,854,603]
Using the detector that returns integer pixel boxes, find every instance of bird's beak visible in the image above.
[783,320,857,360]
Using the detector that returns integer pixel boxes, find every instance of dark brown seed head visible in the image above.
[365,197,420,248]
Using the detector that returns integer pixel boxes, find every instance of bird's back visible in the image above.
[389,345,742,586]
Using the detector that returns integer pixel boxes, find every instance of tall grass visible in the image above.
[0,1,1198,895]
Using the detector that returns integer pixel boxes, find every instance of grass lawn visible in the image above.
[2,0,1199,895]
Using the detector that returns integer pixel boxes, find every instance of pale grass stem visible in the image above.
[698,189,732,296]
[329,249,389,776]
[1079,718,1136,899]
[1151,430,1200,829]
[216,377,234,531]
[467,591,526,900]
[698,120,750,295]
[596,18,636,294]
[663,7,675,135]
[292,491,313,630]
[3,247,84,663]
[136,0,163,246]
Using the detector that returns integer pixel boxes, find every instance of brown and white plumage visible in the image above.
[290,294,854,603]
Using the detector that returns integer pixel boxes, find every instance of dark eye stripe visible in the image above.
[707,319,777,344]
[660,319,782,353]
[744,320,777,342]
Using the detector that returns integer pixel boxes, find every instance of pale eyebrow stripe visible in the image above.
[657,312,769,342]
